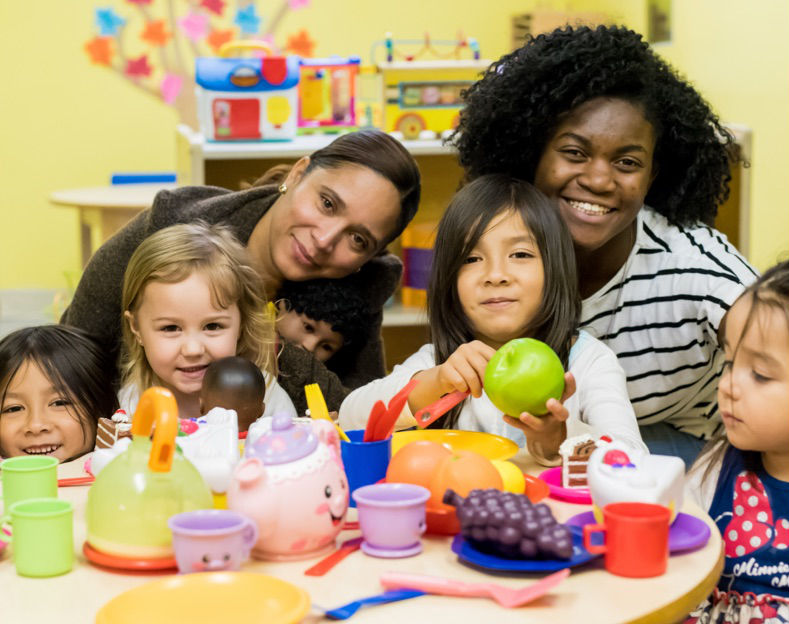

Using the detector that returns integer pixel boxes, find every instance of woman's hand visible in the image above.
[503,372,576,460]
[436,340,497,397]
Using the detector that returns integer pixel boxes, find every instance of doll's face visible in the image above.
[0,360,93,462]
[276,307,344,363]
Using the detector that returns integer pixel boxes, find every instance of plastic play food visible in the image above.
[85,387,213,560]
[444,488,574,560]
[227,414,348,560]
[386,440,452,490]
[491,460,526,494]
[427,450,503,511]
[585,440,685,523]
[391,429,518,460]
[484,338,565,416]
[94,571,310,624]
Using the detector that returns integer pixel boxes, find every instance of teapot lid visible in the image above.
[249,413,317,465]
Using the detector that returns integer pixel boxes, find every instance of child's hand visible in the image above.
[436,340,497,398]
[502,372,576,457]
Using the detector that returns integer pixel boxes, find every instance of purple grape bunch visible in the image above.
[444,488,574,560]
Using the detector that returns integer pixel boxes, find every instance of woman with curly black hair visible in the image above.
[452,25,758,466]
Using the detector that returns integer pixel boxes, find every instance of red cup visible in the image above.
[583,502,670,578]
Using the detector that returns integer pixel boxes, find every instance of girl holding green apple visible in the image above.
[339,175,646,464]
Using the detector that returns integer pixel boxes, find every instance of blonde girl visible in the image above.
[120,222,296,421]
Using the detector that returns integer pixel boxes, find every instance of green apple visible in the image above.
[484,338,565,416]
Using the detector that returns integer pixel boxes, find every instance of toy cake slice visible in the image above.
[95,409,132,449]
[559,434,597,489]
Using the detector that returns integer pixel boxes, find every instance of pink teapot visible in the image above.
[227,414,349,560]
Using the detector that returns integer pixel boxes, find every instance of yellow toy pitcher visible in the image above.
[86,387,213,563]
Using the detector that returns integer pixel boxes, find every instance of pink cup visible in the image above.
[168,509,257,574]
[352,483,430,558]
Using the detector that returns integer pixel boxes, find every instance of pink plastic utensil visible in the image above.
[412,390,469,428]
[304,536,363,576]
[371,378,420,441]
[379,567,570,608]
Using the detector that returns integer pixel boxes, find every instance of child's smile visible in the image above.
[457,210,544,349]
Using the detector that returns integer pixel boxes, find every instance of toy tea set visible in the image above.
[6,339,712,621]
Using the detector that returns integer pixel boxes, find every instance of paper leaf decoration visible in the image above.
[95,7,126,36]
[178,11,209,42]
[141,19,171,46]
[206,28,236,53]
[84,36,114,65]
[201,0,226,16]
[161,73,183,104]
[125,54,153,78]
[286,29,315,57]
[234,5,261,35]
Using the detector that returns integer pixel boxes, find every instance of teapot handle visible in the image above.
[131,387,179,473]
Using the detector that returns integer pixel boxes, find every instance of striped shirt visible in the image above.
[579,207,758,439]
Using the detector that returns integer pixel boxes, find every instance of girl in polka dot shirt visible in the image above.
[685,261,789,624]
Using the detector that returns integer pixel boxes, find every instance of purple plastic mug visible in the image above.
[168,509,257,574]
[352,483,430,558]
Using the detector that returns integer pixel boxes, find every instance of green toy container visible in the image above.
[86,387,213,559]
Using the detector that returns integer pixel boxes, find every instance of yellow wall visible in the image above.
[1,1,787,289]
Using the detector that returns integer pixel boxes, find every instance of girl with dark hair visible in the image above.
[340,175,645,461]
[61,129,421,414]
[453,25,758,466]
[0,325,118,462]
[684,260,789,623]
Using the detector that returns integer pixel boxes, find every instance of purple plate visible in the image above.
[565,511,711,553]
[538,467,593,505]
[450,532,598,573]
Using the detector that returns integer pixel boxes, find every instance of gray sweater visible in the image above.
[60,184,402,415]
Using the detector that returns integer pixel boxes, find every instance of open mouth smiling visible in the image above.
[24,444,62,455]
[329,511,343,526]
[567,199,614,216]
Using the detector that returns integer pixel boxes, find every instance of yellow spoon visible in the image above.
[304,383,350,442]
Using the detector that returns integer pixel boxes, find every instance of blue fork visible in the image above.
[318,589,426,620]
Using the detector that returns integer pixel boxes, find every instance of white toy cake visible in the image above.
[558,434,598,489]
[586,439,685,523]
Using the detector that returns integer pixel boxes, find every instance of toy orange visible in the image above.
[385,440,452,490]
[428,450,503,511]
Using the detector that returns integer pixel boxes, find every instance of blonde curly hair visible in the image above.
[120,222,276,393]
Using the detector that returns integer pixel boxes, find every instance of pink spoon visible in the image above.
[379,567,570,608]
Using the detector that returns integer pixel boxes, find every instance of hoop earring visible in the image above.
[278,183,287,194]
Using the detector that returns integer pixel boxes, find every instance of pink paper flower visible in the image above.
[178,11,209,42]
[160,74,183,104]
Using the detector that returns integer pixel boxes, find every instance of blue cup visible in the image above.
[340,430,392,508]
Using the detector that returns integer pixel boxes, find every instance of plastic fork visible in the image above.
[379,567,570,608]
[314,589,426,620]
[304,536,363,576]
[362,400,388,442]
[305,383,350,442]
[412,390,469,428]
[370,378,420,441]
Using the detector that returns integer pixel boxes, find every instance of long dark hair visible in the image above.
[693,260,789,484]
[427,174,581,428]
[248,130,421,246]
[0,325,119,455]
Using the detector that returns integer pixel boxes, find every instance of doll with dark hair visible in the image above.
[199,356,267,433]
[452,24,758,466]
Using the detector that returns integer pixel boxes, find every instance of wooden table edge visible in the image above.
[626,542,725,624]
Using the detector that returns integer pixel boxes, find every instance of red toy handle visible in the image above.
[583,523,607,555]
[412,391,469,428]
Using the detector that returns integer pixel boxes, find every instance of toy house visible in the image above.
[195,54,300,141]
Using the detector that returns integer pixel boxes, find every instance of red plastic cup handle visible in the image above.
[583,523,607,555]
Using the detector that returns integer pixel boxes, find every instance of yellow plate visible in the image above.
[95,571,310,624]
[392,429,518,460]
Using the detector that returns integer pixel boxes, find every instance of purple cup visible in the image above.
[352,483,430,558]
[168,509,258,574]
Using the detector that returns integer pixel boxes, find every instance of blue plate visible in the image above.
[450,531,599,573]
